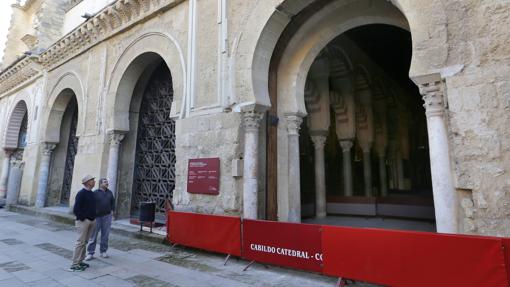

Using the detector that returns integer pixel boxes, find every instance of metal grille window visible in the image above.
[132,64,175,215]
[61,107,78,204]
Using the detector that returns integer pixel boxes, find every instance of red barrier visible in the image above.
[167,211,241,256]
[503,238,510,286]
[322,226,508,287]
[242,219,323,272]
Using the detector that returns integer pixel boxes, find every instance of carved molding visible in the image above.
[0,0,184,96]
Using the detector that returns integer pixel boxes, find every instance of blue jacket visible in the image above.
[73,188,96,221]
[94,188,115,217]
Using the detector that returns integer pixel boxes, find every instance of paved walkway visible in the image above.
[0,209,376,287]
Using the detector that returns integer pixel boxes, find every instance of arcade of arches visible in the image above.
[1,0,509,237]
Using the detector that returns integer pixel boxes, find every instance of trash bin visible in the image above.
[139,202,155,232]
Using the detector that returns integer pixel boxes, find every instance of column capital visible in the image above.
[310,134,327,150]
[339,140,353,152]
[10,159,24,169]
[419,80,445,117]
[242,110,264,132]
[42,143,57,156]
[108,131,126,146]
[284,113,303,136]
[3,148,14,157]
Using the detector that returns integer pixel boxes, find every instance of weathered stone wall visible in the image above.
[442,1,510,236]
[173,112,243,215]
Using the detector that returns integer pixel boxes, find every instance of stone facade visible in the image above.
[0,0,509,236]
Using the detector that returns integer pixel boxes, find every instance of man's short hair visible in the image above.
[99,178,108,185]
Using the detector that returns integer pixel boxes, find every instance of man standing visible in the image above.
[85,178,115,260]
[70,175,96,272]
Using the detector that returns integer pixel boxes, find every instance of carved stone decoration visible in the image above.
[242,110,264,133]
[109,132,125,147]
[419,80,445,117]
[285,114,303,136]
[310,134,327,150]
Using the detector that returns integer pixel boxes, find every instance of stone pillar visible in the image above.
[0,149,13,198]
[35,143,56,208]
[339,140,353,196]
[286,114,303,223]
[311,133,327,218]
[415,74,457,233]
[107,131,125,199]
[378,152,388,196]
[6,159,24,206]
[242,110,264,220]
[362,144,372,197]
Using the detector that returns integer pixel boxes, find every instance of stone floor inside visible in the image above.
[303,215,436,232]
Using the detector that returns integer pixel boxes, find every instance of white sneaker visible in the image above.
[100,252,108,258]
[85,254,93,261]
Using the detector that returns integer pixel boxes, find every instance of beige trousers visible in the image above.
[72,219,96,266]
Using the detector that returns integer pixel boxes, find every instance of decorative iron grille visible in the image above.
[61,107,78,204]
[132,64,175,215]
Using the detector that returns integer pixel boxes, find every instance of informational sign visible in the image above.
[242,219,323,272]
[187,158,220,195]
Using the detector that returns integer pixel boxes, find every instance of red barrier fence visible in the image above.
[242,219,323,272]
[322,225,509,287]
[166,211,510,286]
[167,211,241,256]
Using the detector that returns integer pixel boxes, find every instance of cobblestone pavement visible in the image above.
[0,209,379,287]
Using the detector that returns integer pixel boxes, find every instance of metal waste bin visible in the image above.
[139,202,155,232]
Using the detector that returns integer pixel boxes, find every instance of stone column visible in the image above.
[339,140,353,196]
[242,110,264,220]
[6,159,24,206]
[0,149,13,198]
[107,131,126,199]
[416,74,457,233]
[35,143,57,208]
[311,133,327,218]
[286,114,303,223]
[378,151,388,196]
[362,144,372,197]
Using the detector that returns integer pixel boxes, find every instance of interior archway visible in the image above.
[265,0,435,231]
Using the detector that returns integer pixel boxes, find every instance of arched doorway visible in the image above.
[263,0,435,231]
[115,54,175,221]
[298,25,434,231]
[2,100,29,204]
[131,62,175,218]
[47,91,79,206]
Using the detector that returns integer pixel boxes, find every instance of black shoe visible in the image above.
[68,265,85,272]
[79,262,90,268]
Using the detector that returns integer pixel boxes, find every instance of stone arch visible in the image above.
[43,71,85,143]
[3,99,30,149]
[277,0,409,116]
[106,32,186,132]
[249,0,447,111]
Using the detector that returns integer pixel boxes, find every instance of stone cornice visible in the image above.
[0,0,184,96]
[39,0,184,70]
[0,56,42,96]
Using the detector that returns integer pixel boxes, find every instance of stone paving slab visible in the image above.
[0,209,378,287]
